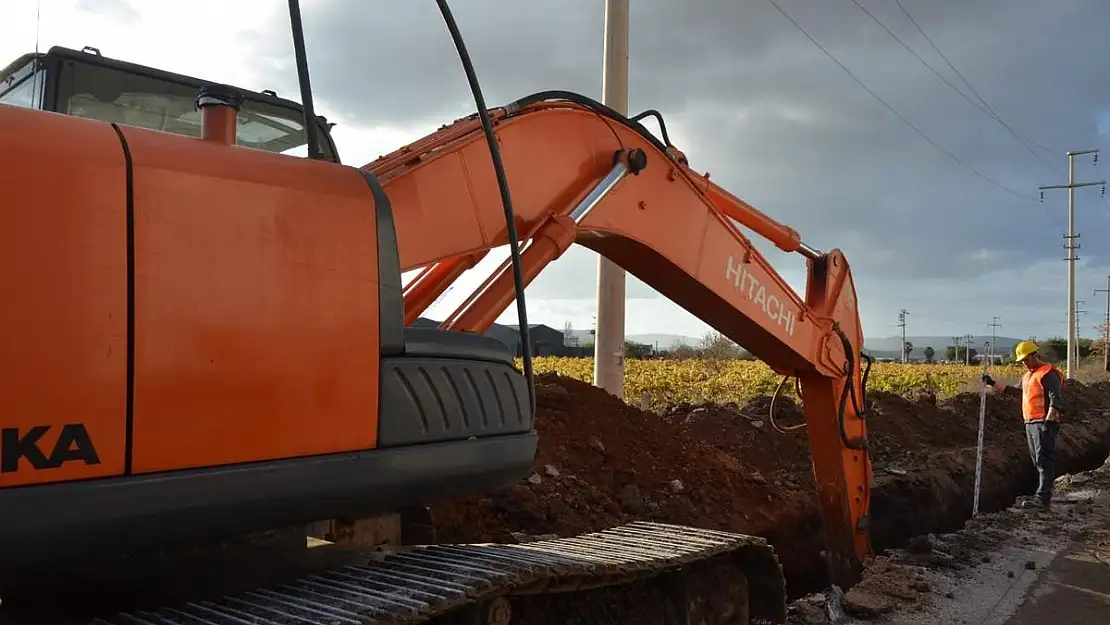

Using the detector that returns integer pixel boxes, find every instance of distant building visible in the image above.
[412,317,567,357]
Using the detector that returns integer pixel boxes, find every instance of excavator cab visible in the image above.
[0,44,538,573]
[0,45,341,161]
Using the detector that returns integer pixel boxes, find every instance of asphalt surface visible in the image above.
[879,459,1110,625]
[1004,524,1110,624]
[785,456,1110,625]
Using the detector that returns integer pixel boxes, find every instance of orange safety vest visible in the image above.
[1021,363,1063,422]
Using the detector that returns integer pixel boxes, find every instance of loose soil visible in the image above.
[430,372,1110,598]
[786,455,1110,624]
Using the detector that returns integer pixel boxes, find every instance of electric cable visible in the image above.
[884,0,1107,210]
[854,0,1051,173]
[764,0,1040,204]
[435,0,535,416]
[888,0,1054,166]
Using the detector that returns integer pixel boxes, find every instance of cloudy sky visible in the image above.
[9,0,1110,344]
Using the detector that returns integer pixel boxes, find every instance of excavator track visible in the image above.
[69,522,786,625]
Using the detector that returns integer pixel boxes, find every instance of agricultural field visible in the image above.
[521,356,1025,408]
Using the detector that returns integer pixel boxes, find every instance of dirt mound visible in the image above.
[432,373,811,543]
[429,373,1110,599]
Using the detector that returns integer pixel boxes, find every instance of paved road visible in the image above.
[856,459,1110,625]
[1005,524,1110,624]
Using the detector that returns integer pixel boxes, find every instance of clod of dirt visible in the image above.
[617,484,647,514]
[1024,560,1037,570]
[906,535,932,554]
[842,587,894,617]
[787,600,828,624]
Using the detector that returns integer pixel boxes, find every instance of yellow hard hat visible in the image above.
[1014,340,1039,362]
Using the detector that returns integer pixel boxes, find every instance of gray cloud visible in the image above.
[244,0,1110,339]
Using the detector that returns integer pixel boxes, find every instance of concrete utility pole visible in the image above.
[1095,276,1110,372]
[1039,149,1105,380]
[965,334,975,366]
[593,0,630,398]
[952,335,961,363]
[989,317,1002,365]
[1074,300,1088,366]
[898,309,909,363]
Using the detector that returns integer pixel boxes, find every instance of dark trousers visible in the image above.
[1026,420,1060,504]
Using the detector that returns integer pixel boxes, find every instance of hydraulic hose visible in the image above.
[506,90,675,154]
[835,327,871,450]
[434,0,536,417]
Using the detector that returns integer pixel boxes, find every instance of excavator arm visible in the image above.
[371,92,872,586]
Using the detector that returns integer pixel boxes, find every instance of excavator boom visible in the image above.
[374,93,871,576]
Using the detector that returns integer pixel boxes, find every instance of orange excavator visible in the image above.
[0,2,872,623]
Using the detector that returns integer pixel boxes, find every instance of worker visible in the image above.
[981,340,1064,509]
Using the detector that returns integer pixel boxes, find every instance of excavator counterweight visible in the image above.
[0,6,870,623]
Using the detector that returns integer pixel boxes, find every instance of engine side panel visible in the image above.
[119,126,383,472]
[0,106,128,486]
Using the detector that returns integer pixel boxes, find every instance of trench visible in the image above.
[429,376,1110,608]
[762,415,1110,599]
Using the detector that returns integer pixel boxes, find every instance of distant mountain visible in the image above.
[864,335,1024,358]
[564,330,1024,358]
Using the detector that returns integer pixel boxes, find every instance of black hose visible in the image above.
[434,0,535,417]
[835,327,870,450]
[628,109,674,147]
[506,90,675,155]
[286,0,323,160]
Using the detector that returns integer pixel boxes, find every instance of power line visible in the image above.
[878,0,1050,170]
[887,0,1109,211]
[764,0,1040,204]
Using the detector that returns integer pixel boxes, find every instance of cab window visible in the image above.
[0,62,44,109]
[57,59,334,159]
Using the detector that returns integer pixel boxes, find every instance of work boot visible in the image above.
[1017,497,1049,510]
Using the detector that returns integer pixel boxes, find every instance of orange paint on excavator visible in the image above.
[0,7,872,622]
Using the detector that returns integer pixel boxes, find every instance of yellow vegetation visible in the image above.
[520,357,1024,408]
